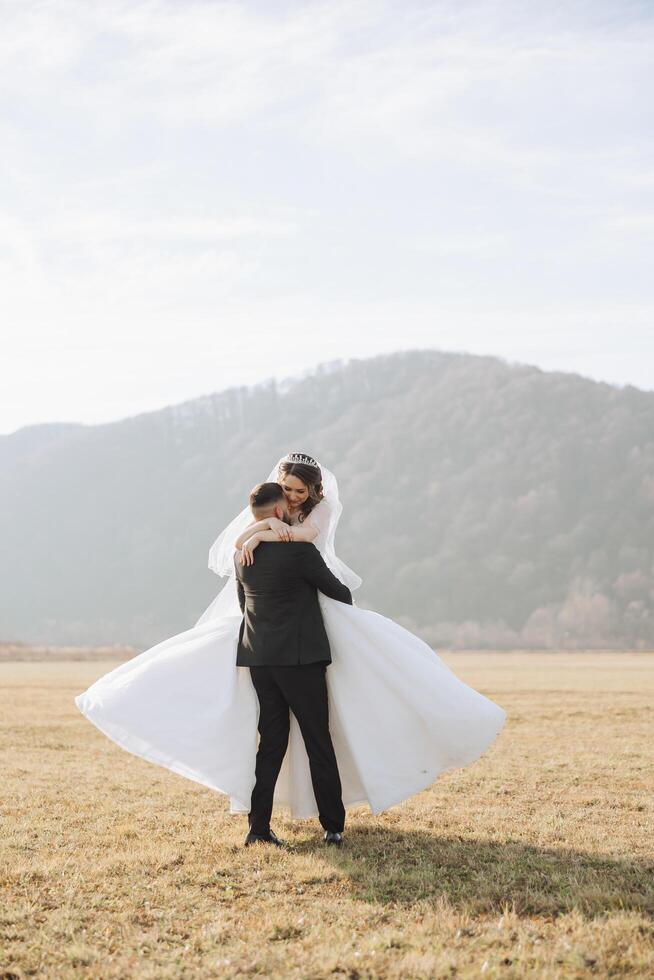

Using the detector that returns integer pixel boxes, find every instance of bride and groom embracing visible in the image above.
[75,452,507,848]
[235,475,355,848]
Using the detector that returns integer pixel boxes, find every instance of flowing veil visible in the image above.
[194,455,362,627]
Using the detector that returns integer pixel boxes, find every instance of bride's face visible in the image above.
[279,474,309,510]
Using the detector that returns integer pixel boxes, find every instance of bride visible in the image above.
[75,452,507,819]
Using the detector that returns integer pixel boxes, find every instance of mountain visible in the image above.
[1,349,653,650]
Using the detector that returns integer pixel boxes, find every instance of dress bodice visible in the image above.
[288,507,325,553]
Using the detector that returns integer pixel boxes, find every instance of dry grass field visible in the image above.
[1,650,653,979]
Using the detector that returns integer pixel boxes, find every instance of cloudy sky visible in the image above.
[1,0,652,434]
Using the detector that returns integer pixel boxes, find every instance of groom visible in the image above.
[234,481,353,848]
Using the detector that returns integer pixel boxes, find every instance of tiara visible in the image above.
[282,452,320,468]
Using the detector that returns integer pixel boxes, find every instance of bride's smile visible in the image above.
[280,474,309,512]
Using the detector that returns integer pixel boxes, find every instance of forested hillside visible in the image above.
[2,350,652,649]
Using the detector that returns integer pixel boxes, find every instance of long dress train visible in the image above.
[75,594,506,817]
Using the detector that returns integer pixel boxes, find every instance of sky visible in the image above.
[1,0,653,435]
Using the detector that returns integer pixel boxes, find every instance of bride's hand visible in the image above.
[239,534,261,566]
[268,517,292,541]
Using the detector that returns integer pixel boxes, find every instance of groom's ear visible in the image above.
[275,502,290,523]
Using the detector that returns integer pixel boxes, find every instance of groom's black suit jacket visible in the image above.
[234,541,353,667]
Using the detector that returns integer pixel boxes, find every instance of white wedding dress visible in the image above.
[75,458,507,818]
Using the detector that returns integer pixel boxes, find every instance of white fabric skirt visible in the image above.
[75,595,507,818]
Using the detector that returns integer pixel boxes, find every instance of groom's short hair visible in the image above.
[250,481,285,515]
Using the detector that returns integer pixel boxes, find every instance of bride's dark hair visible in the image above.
[278,456,324,523]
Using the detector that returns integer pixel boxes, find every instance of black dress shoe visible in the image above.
[244,828,287,847]
[323,830,343,845]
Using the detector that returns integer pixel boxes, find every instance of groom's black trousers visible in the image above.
[248,662,345,836]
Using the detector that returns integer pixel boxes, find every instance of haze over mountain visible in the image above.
[2,349,652,650]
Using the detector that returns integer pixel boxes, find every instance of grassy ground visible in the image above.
[1,651,652,978]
